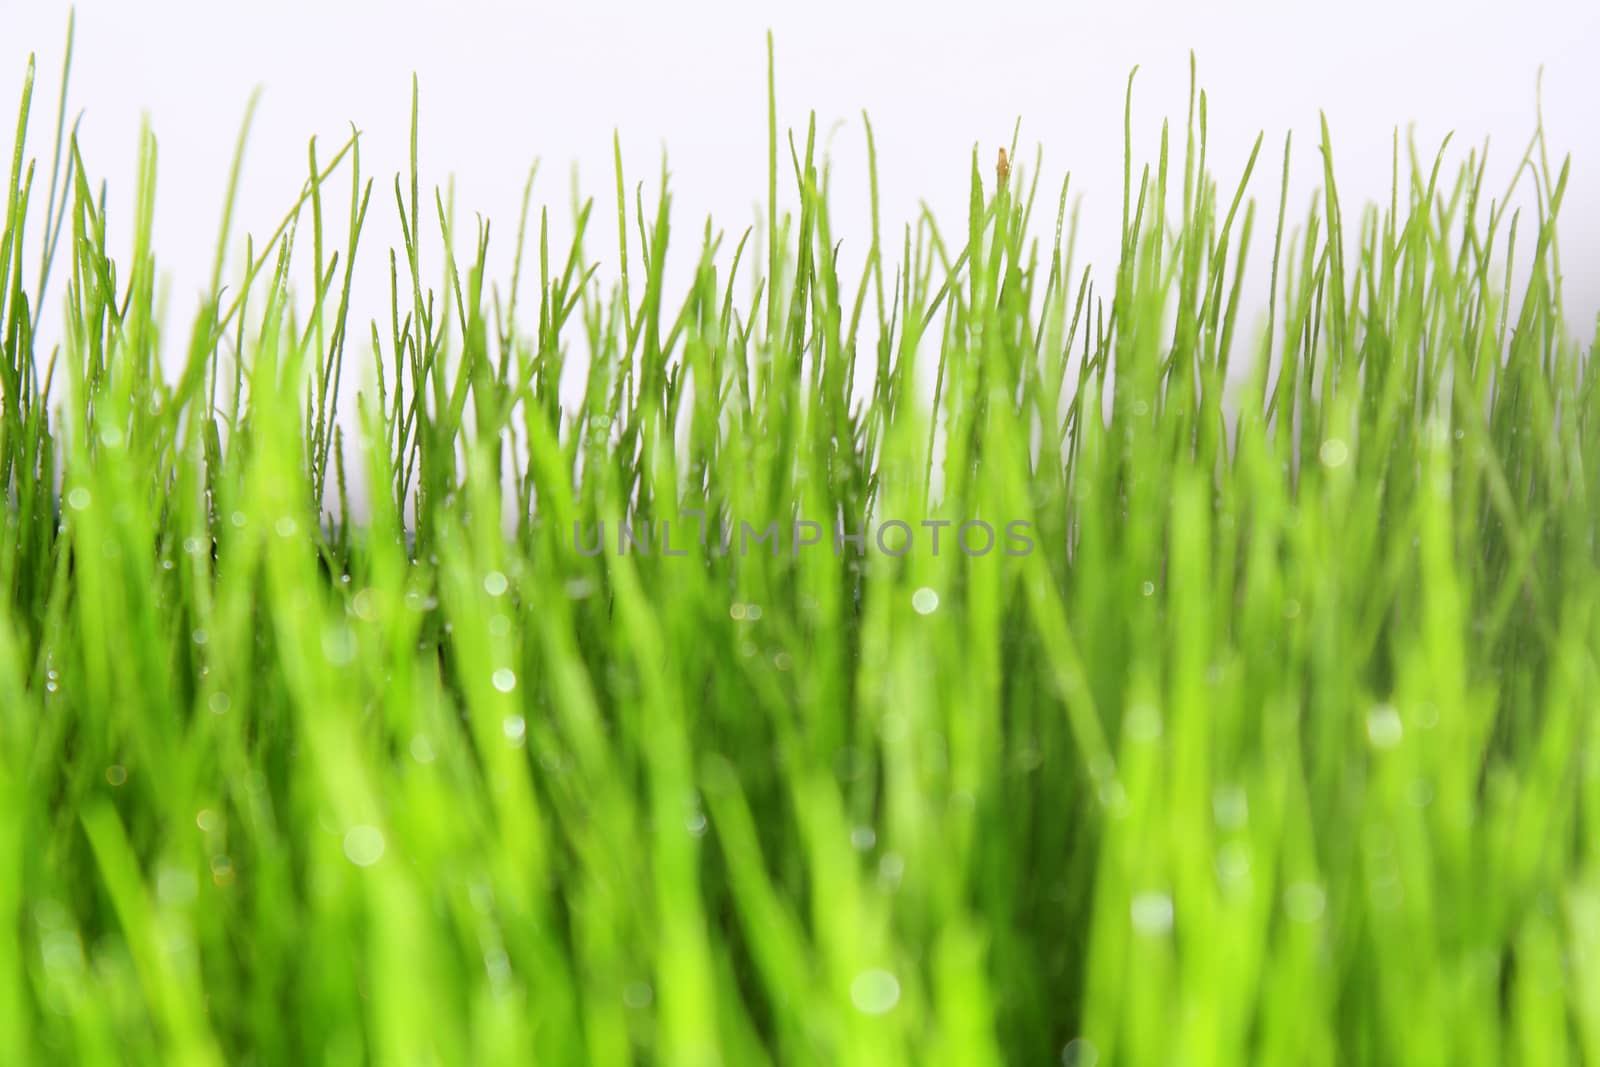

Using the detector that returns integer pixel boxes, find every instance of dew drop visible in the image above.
[321,625,356,666]
[492,668,517,693]
[1124,703,1162,744]
[1097,778,1128,816]
[911,587,940,615]
[1284,880,1326,923]
[343,825,386,867]
[1216,842,1252,890]
[1366,703,1403,750]
[1061,1038,1099,1067]
[850,968,901,1015]
[1212,784,1249,830]
[502,715,526,745]
[1130,891,1174,936]
[157,866,198,906]
[351,589,379,621]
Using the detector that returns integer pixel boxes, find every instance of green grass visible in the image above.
[4,19,1600,1066]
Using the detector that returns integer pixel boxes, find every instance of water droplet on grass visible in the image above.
[850,826,877,851]
[850,969,901,1015]
[1216,842,1252,890]
[911,587,940,615]
[502,715,526,745]
[1061,1038,1099,1066]
[321,626,356,666]
[492,668,517,693]
[157,866,198,905]
[484,947,512,985]
[1212,784,1249,830]
[1284,881,1326,923]
[343,825,386,867]
[351,589,379,621]
[66,488,91,511]
[105,765,127,786]
[40,929,84,975]
[1097,778,1128,816]
[483,571,508,596]
[1124,703,1162,743]
[1319,438,1350,468]
[1366,703,1403,749]
[1130,891,1174,936]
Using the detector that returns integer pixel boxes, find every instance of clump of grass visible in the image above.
[3,20,1599,1066]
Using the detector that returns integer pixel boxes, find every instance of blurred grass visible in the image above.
[4,18,1600,1066]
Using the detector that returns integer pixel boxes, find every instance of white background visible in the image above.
[4,0,1598,367]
